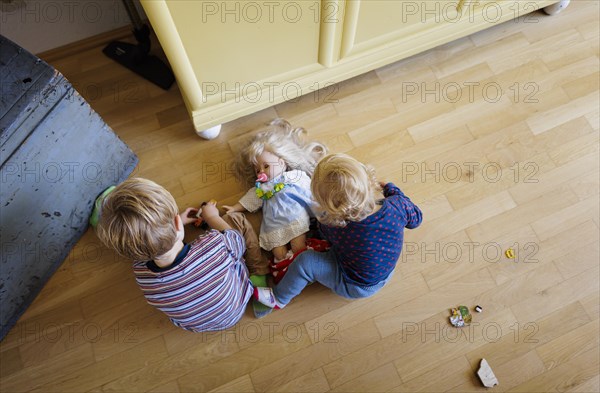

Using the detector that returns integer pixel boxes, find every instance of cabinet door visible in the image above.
[339,0,461,59]
[457,0,546,22]
[161,1,322,107]
[458,0,505,12]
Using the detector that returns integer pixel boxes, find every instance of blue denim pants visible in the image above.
[273,249,391,306]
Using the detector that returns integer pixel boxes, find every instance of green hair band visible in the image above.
[89,186,116,229]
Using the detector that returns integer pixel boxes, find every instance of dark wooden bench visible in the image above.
[0,35,138,340]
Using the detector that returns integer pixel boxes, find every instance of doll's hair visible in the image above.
[234,119,328,188]
[311,153,382,227]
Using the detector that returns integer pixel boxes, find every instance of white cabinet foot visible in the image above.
[543,0,570,15]
[196,124,221,140]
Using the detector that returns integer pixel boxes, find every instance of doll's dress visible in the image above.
[238,169,313,251]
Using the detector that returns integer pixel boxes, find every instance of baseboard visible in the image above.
[37,25,134,63]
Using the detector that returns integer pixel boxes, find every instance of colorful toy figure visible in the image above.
[449,305,472,327]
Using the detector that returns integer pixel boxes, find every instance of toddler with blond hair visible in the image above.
[95,178,270,331]
[253,153,423,309]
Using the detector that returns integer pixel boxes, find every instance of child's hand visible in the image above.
[179,207,199,226]
[379,181,388,189]
[222,205,236,214]
[200,201,220,220]
[222,203,245,214]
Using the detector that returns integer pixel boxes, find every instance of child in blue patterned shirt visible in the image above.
[254,153,423,309]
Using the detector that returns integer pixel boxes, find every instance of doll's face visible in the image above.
[256,150,285,181]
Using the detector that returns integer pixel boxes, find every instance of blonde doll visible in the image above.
[223,119,327,264]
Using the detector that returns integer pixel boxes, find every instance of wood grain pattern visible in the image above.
[1,1,598,391]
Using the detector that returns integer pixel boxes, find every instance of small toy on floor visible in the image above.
[505,248,515,259]
[477,358,499,388]
[193,199,217,228]
[449,305,472,327]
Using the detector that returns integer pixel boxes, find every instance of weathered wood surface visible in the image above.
[0,35,138,340]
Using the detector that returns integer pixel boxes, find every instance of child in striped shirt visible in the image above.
[95,178,269,332]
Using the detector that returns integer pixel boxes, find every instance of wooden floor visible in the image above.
[1,2,599,392]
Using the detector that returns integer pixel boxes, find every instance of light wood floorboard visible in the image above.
[1,2,598,392]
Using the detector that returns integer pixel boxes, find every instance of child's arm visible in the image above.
[381,181,423,229]
[200,202,232,232]
[202,202,247,261]
[402,199,423,229]
[380,182,404,198]
[222,202,246,214]
[223,187,262,214]
[179,207,199,225]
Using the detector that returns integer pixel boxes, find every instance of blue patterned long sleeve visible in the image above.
[319,182,423,285]
[383,183,423,229]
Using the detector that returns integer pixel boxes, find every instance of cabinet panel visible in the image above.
[458,0,543,21]
[341,0,460,58]
[164,1,321,105]
[459,0,507,12]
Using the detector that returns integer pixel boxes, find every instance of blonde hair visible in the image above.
[95,178,179,261]
[312,154,381,227]
[234,119,328,188]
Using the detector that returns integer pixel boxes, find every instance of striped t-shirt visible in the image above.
[133,229,252,332]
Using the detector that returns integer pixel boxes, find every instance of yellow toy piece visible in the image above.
[505,248,515,259]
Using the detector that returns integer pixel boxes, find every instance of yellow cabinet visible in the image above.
[141,0,560,136]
